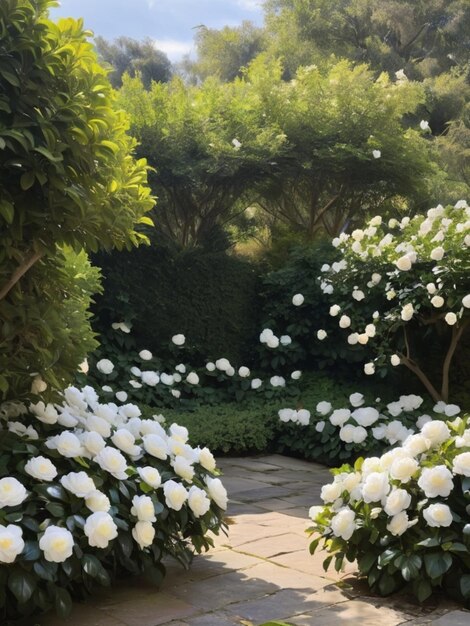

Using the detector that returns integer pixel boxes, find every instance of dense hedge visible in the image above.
[93,245,261,364]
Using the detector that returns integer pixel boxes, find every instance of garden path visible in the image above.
[29,455,468,626]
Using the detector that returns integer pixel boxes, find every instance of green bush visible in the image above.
[93,245,262,365]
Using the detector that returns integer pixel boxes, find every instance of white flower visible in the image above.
[431,246,444,261]
[198,448,216,472]
[292,293,304,306]
[421,420,450,446]
[171,389,181,399]
[349,393,364,407]
[226,366,235,376]
[329,305,341,317]
[352,407,379,427]
[395,69,407,81]
[316,401,332,416]
[321,482,343,503]
[172,456,195,482]
[31,376,47,394]
[418,466,453,498]
[389,457,419,483]
[215,358,231,371]
[297,409,311,426]
[82,431,106,456]
[372,150,381,159]
[132,520,155,549]
[24,456,57,482]
[102,385,113,393]
[115,391,128,403]
[186,372,199,385]
[280,335,292,346]
[163,480,188,511]
[270,375,285,387]
[30,401,58,425]
[365,324,376,338]
[238,366,250,378]
[390,354,400,366]
[172,334,185,346]
[56,432,84,458]
[403,434,430,456]
[97,359,114,374]
[387,511,411,536]
[357,333,369,345]
[251,378,262,389]
[206,362,215,372]
[339,315,351,329]
[339,424,355,443]
[0,524,24,563]
[60,471,96,497]
[426,282,437,294]
[445,404,460,417]
[267,335,280,349]
[111,429,140,456]
[291,370,302,380]
[453,452,470,477]
[423,503,453,528]
[329,408,351,426]
[352,289,365,301]
[139,350,153,360]
[85,490,111,513]
[331,508,356,540]
[395,255,412,271]
[445,312,457,326]
[364,362,375,375]
[361,472,390,503]
[462,294,470,308]
[188,486,211,517]
[232,138,242,149]
[39,526,74,562]
[143,434,168,460]
[431,295,444,308]
[141,371,159,386]
[316,329,327,340]
[401,303,414,321]
[84,512,118,548]
[137,467,161,489]
[352,426,367,443]
[94,446,128,479]
[384,489,411,516]
[206,477,228,509]
[420,120,430,131]
[347,333,358,345]
[131,495,156,522]
[315,421,325,433]
[78,359,89,374]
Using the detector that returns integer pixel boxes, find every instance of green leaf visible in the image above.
[8,568,37,603]
[34,560,58,582]
[22,541,40,561]
[460,574,470,599]
[54,586,72,617]
[0,200,14,224]
[414,579,433,602]
[82,553,101,578]
[423,552,453,579]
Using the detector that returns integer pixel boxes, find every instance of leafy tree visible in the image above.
[117,71,285,248]
[0,0,154,399]
[183,21,266,83]
[264,0,470,80]
[95,36,172,89]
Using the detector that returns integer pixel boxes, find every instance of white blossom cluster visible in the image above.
[0,387,227,564]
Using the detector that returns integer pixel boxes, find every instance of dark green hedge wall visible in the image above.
[92,245,262,365]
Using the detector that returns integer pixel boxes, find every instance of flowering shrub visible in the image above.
[0,387,226,619]
[308,413,470,604]
[317,201,470,402]
[277,391,463,464]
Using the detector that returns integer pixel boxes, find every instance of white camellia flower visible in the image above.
[280,335,292,346]
[206,477,228,509]
[418,466,453,498]
[139,350,153,360]
[215,358,231,371]
[198,447,216,472]
[329,304,341,316]
[396,255,412,271]
[444,404,460,417]
[389,457,419,483]
[420,119,430,131]
[39,526,74,562]
[31,376,47,395]
[462,294,470,308]
[444,312,457,326]
[111,429,140,456]
[266,335,280,349]
[352,407,379,427]
[339,424,355,443]
[401,303,414,321]
[329,408,351,427]
[87,415,111,439]
[55,432,83,458]
[349,393,364,407]
[297,409,311,426]
[188,486,211,517]
[82,431,106,456]
[251,378,262,390]
[142,434,168,460]
[132,520,155,549]
[172,334,185,346]
[292,293,304,306]
[384,489,412,516]
[316,329,327,340]
[430,246,444,261]
[102,385,113,393]
[172,456,195,482]
[115,391,128,403]
[131,495,156,522]
[60,472,96,498]
[352,289,365,301]
[85,490,111,513]
[94,446,128,479]
[364,362,375,375]
[357,333,369,345]
[316,401,332,415]
[426,282,437,294]
[315,421,325,433]
[84,512,118,548]
[403,434,430,456]
[431,295,444,308]
[226,366,235,376]
[232,138,242,149]
[423,503,453,528]
[453,452,470,477]
[24,456,57,482]
[390,354,400,366]
[171,389,181,399]
[372,149,381,159]
[186,372,199,385]
[0,524,24,563]
[420,420,450,446]
[361,472,390,503]
[163,480,188,511]
[30,401,58,425]
[97,359,114,374]
[339,314,351,329]
[291,370,302,380]
[347,333,358,345]
[270,376,286,387]
[238,366,250,377]
[175,363,186,374]
[320,482,343,503]
[138,467,162,488]
[365,324,376,338]
[206,362,216,372]
[331,508,356,540]
[141,371,159,386]
[387,511,411,536]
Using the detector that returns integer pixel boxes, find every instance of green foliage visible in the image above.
[95,36,172,89]
[0,0,154,400]
[93,245,262,366]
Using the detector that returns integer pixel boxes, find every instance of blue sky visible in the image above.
[50,0,265,61]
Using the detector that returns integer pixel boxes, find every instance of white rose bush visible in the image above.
[308,413,470,604]
[0,387,227,620]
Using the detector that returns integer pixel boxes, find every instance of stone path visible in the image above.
[29,455,469,626]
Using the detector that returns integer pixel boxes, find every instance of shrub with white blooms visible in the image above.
[308,412,470,604]
[0,386,227,618]
[320,202,470,403]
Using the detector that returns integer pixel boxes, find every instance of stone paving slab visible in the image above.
[28,454,469,626]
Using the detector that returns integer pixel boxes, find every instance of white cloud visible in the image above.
[236,0,263,10]
[153,39,194,61]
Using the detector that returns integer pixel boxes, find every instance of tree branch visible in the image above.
[441,320,469,402]
[0,250,43,301]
